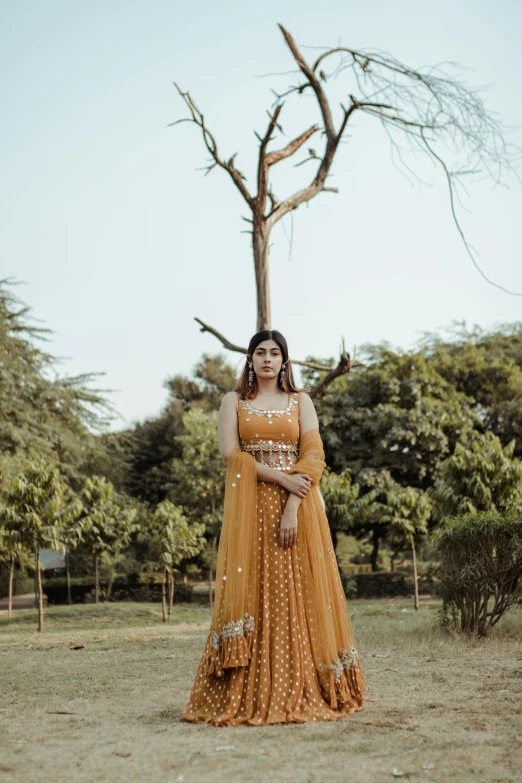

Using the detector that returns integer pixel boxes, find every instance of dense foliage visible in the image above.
[2,280,522,629]
[432,510,522,636]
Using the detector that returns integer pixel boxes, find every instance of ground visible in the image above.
[1,599,521,783]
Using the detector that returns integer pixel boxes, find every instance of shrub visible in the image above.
[432,510,522,636]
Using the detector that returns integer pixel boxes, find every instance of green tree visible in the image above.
[144,500,206,622]
[0,523,31,618]
[336,468,430,574]
[419,323,522,457]
[104,498,139,601]
[430,431,522,520]
[2,460,81,631]
[168,407,226,605]
[380,486,432,609]
[0,279,113,485]
[78,476,122,603]
[320,467,359,552]
[432,510,522,636]
[165,353,238,411]
[118,354,235,507]
[316,347,475,490]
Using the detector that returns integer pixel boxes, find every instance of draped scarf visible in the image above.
[205,428,365,710]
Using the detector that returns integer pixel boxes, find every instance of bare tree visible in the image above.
[172,25,520,397]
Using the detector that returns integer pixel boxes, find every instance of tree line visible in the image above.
[1,280,521,634]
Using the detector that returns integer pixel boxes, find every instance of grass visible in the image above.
[0,601,210,633]
[1,599,521,783]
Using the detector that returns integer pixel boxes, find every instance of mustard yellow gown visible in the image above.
[183,391,365,726]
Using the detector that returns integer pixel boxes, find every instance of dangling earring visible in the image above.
[248,362,254,386]
[279,362,286,386]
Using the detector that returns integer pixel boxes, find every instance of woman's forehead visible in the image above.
[256,340,280,350]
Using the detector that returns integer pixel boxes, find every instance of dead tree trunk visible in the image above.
[253,229,271,332]
[174,24,519,389]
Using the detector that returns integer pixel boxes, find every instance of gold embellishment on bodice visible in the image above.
[238,392,300,471]
[240,437,299,470]
[240,391,298,418]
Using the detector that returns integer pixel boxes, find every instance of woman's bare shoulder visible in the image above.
[298,391,315,408]
[298,391,319,433]
[221,391,239,410]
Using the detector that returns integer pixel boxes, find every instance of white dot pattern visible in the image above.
[183,479,364,727]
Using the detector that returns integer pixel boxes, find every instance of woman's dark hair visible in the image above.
[235,330,309,400]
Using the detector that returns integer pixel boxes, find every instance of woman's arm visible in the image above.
[279,392,321,548]
[298,391,320,436]
[218,392,241,464]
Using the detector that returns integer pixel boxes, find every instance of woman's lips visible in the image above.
[263,367,271,371]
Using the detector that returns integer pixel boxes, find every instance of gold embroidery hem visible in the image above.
[317,646,365,710]
[205,612,256,678]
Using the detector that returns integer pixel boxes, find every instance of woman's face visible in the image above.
[250,339,284,382]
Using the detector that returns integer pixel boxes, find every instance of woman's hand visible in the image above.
[279,506,298,549]
[280,473,312,498]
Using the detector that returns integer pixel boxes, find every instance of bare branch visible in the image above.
[278,25,336,141]
[172,83,255,209]
[420,128,522,296]
[265,125,318,167]
[193,317,352,377]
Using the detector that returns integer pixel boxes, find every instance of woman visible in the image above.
[183,330,365,726]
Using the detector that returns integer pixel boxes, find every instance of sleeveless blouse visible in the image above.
[237,391,300,470]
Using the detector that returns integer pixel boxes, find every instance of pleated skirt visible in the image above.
[183,479,364,727]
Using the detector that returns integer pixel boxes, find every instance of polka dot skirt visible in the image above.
[183,481,364,727]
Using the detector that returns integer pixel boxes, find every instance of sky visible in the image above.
[2,0,521,432]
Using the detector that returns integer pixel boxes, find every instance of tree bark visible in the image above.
[65,550,72,606]
[36,547,44,633]
[106,567,115,602]
[370,529,380,573]
[8,555,15,619]
[410,533,419,611]
[161,566,167,623]
[94,555,99,604]
[168,568,174,618]
[253,229,271,331]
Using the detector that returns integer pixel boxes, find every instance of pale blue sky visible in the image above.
[2,0,521,430]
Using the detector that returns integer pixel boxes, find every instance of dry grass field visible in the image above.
[1,599,521,783]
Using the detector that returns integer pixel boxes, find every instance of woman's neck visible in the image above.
[255,377,285,396]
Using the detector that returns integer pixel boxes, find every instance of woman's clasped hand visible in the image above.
[282,472,312,497]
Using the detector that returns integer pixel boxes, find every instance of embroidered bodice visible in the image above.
[237,391,300,471]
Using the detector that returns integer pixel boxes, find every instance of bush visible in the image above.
[432,510,522,636]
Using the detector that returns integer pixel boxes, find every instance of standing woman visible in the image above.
[183,330,365,726]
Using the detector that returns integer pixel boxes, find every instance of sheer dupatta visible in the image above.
[205,444,259,677]
[205,429,365,710]
[287,428,365,709]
